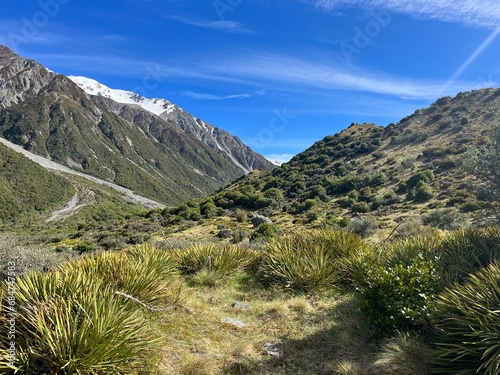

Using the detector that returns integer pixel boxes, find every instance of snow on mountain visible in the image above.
[68,76,176,117]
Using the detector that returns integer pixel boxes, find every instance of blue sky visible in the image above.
[1,0,499,162]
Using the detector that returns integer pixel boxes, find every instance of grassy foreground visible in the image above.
[0,227,499,374]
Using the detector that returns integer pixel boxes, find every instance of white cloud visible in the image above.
[304,0,500,28]
[182,91,251,100]
[201,53,480,99]
[32,51,488,100]
[169,16,253,33]
[182,89,266,100]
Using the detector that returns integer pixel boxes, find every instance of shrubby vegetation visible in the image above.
[0,225,499,374]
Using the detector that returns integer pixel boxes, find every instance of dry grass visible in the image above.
[152,274,374,375]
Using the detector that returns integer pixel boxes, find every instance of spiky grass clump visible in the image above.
[60,245,182,307]
[176,243,259,282]
[382,234,442,267]
[261,233,339,292]
[437,226,500,286]
[369,331,433,375]
[0,271,160,374]
[308,229,368,287]
[432,261,500,375]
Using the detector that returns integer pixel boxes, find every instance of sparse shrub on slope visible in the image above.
[422,207,468,230]
[432,261,500,375]
[250,222,281,241]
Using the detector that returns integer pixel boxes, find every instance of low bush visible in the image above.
[347,217,379,237]
[250,222,281,241]
[354,253,441,338]
[433,261,500,375]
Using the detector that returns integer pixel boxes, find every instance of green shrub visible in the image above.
[422,208,468,230]
[0,270,160,374]
[351,201,370,213]
[406,170,435,190]
[354,254,441,337]
[414,182,434,202]
[250,222,281,241]
[433,261,500,375]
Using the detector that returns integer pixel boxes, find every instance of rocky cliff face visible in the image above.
[0,45,270,204]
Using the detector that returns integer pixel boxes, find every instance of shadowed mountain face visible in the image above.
[0,46,273,205]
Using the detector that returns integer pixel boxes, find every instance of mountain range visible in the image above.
[0,45,274,207]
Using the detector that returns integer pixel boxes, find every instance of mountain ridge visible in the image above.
[68,75,274,174]
[0,45,273,205]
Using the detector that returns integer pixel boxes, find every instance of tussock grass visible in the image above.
[437,226,500,286]
[176,243,260,284]
[59,245,183,307]
[369,331,433,375]
[260,229,366,292]
[433,260,500,375]
[0,271,160,374]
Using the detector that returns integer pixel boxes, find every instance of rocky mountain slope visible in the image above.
[68,76,274,174]
[0,46,272,205]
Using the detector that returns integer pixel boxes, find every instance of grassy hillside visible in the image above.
[0,143,74,225]
[153,88,500,242]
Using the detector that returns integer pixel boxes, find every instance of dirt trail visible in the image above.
[0,136,165,210]
[46,181,97,222]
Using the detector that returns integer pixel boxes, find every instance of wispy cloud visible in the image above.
[182,89,266,100]
[201,53,483,99]
[169,15,253,33]
[32,51,490,100]
[303,0,500,28]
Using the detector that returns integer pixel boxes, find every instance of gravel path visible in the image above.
[0,137,165,210]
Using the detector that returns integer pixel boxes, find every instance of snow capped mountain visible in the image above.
[68,76,177,117]
[69,76,275,174]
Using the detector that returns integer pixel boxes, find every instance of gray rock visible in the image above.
[251,214,273,228]
[222,317,247,328]
[218,228,233,239]
[231,301,253,311]
[263,342,282,358]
